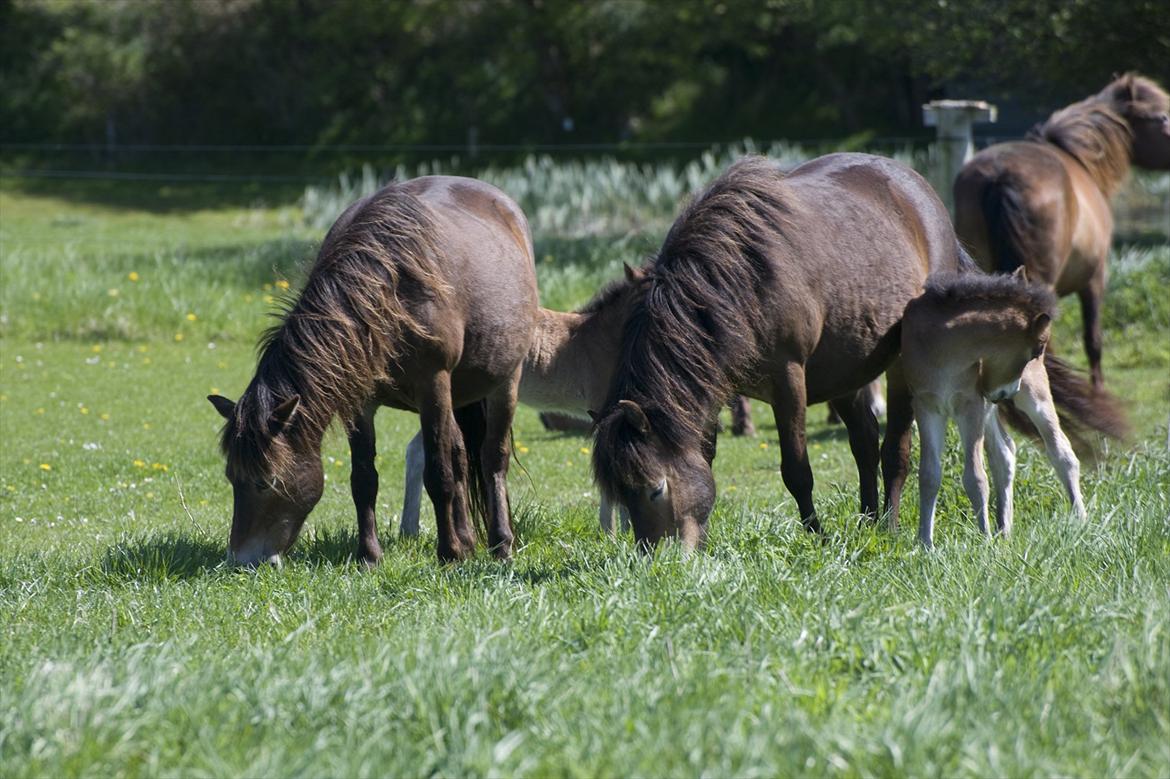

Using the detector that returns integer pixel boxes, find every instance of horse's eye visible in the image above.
[649,479,667,501]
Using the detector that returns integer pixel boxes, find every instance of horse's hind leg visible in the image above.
[771,362,819,533]
[1078,273,1106,388]
[479,371,521,560]
[881,359,914,530]
[956,397,991,535]
[984,410,1016,536]
[1012,363,1085,518]
[348,406,384,565]
[400,428,424,537]
[419,370,472,562]
[828,389,880,521]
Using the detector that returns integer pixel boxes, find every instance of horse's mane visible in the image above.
[221,184,448,481]
[1029,73,1169,196]
[594,156,790,490]
[915,271,1056,322]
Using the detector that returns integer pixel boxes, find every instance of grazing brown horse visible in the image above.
[209,177,538,565]
[592,154,962,548]
[955,73,1170,387]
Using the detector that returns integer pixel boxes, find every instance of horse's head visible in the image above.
[1112,74,1170,169]
[208,393,324,566]
[592,399,715,550]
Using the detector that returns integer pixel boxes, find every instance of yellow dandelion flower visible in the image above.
[217,361,227,369]
[108,288,120,297]
[174,333,184,342]
[263,295,275,304]
[136,345,148,353]
[79,406,89,415]
[186,313,197,321]
[146,492,155,499]
[334,460,344,468]
[91,344,103,353]
[263,283,273,291]
[579,447,590,455]
[210,387,219,394]
[244,294,254,303]
[759,442,768,449]
[32,292,42,301]
[275,279,290,290]
[34,408,45,415]
[518,446,530,454]
[143,357,152,365]
[100,413,110,421]
[39,463,51,471]
[142,422,151,430]
[128,271,140,282]
[0,394,6,402]
[133,459,146,468]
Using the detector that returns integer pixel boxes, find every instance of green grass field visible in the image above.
[1,169,1168,777]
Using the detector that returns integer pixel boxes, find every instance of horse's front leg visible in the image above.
[400,429,425,537]
[915,402,947,549]
[984,409,1016,536]
[348,406,384,565]
[956,396,991,536]
[771,362,819,533]
[828,388,880,521]
[420,370,473,563]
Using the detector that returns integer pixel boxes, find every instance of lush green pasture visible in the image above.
[1,173,1168,778]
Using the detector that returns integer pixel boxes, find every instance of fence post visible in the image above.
[923,100,997,214]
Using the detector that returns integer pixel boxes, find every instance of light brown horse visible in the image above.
[208,176,538,565]
[592,154,963,548]
[955,73,1170,387]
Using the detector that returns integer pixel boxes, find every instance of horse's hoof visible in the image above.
[436,540,472,564]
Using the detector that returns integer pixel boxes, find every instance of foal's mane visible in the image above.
[1029,73,1169,196]
[596,156,789,464]
[221,184,448,480]
[917,272,1056,322]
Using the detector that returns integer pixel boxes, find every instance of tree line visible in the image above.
[2,0,1166,153]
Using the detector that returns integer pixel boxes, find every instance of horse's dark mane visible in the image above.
[221,185,448,481]
[1029,73,1168,196]
[594,156,791,492]
[917,271,1056,321]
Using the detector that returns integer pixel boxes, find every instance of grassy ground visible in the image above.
[1,174,1168,777]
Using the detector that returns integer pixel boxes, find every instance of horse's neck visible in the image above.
[521,308,619,413]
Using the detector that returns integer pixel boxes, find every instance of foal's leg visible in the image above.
[479,371,522,560]
[1012,363,1085,519]
[915,403,947,549]
[400,429,425,537]
[881,359,914,529]
[984,409,1016,536]
[828,389,880,521]
[772,363,820,533]
[729,395,756,437]
[348,406,384,565]
[419,370,472,562]
[956,397,991,535]
[1079,272,1106,388]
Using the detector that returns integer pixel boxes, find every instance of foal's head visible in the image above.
[592,400,715,550]
[209,391,324,566]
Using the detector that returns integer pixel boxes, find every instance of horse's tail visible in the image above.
[980,175,1032,275]
[998,353,1130,460]
[454,400,491,539]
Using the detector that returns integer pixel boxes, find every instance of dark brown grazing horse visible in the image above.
[209,176,538,565]
[955,73,1170,387]
[592,154,962,548]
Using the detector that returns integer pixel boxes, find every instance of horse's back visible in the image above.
[954,142,1081,280]
[778,154,958,400]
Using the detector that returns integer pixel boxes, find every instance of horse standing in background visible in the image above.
[209,177,538,565]
[954,73,1170,387]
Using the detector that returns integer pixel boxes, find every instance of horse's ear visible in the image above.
[617,399,650,435]
[208,394,236,420]
[1030,312,1052,338]
[623,263,645,284]
[268,395,301,433]
[1011,265,1029,283]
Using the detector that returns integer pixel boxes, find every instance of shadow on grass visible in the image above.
[99,533,227,581]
